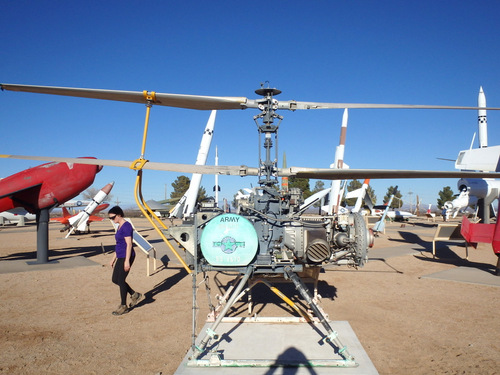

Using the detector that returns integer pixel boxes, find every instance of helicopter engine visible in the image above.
[167,186,370,273]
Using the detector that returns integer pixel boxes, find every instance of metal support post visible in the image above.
[35,208,50,264]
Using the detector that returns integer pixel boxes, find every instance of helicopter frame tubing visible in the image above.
[186,265,358,369]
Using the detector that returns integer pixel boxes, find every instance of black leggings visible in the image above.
[112,257,136,305]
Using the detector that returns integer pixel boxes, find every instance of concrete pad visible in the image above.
[421,266,500,287]
[369,244,423,260]
[0,256,100,274]
[175,320,378,375]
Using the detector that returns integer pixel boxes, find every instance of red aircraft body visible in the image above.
[461,214,500,256]
[0,158,102,214]
[460,199,500,275]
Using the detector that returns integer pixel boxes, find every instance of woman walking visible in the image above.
[108,206,142,315]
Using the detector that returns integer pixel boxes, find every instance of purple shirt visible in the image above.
[115,221,135,258]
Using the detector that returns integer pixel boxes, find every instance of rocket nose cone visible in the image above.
[102,182,114,194]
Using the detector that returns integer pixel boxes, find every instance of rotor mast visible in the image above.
[253,86,283,187]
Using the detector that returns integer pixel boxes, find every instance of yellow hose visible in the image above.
[134,170,191,274]
[129,96,192,274]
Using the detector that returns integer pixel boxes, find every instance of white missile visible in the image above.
[373,194,395,234]
[170,110,216,219]
[65,181,114,237]
[328,108,348,214]
[478,86,488,148]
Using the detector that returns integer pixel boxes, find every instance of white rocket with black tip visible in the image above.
[478,86,488,148]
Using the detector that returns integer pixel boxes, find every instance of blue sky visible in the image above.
[2,1,500,209]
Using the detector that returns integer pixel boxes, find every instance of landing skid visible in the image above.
[185,266,360,370]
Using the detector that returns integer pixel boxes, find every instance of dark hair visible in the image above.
[108,206,124,217]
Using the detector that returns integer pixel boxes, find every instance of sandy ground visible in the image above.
[0,217,499,375]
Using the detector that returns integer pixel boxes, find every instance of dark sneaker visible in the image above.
[129,292,142,308]
[112,304,129,316]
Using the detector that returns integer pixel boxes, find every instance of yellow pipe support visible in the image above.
[130,91,191,273]
[134,170,191,274]
[140,104,152,157]
[139,91,156,158]
[132,91,165,225]
[132,97,168,229]
[131,97,163,226]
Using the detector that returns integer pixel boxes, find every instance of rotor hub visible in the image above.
[255,87,281,97]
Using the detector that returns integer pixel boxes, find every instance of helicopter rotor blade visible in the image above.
[275,100,500,111]
[2,154,499,180]
[0,154,259,176]
[282,167,500,180]
[3,83,500,111]
[0,84,248,110]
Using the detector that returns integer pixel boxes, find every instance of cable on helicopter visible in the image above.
[131,94,192,274]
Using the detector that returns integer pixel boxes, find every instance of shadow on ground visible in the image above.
[414,252,498,275]
[0,244,108,261]
[136,267,189,308]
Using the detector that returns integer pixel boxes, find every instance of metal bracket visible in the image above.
[129,158,149,171]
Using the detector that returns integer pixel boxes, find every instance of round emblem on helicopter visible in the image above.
[200,213,258,266]
[216,236,243,254]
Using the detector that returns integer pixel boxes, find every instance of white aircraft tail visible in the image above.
[373,192,396,234]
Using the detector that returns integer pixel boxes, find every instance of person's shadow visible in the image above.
[264,347,318,375]
[130,267,188,309]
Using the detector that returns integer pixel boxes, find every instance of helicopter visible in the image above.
[2,82,500,367]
